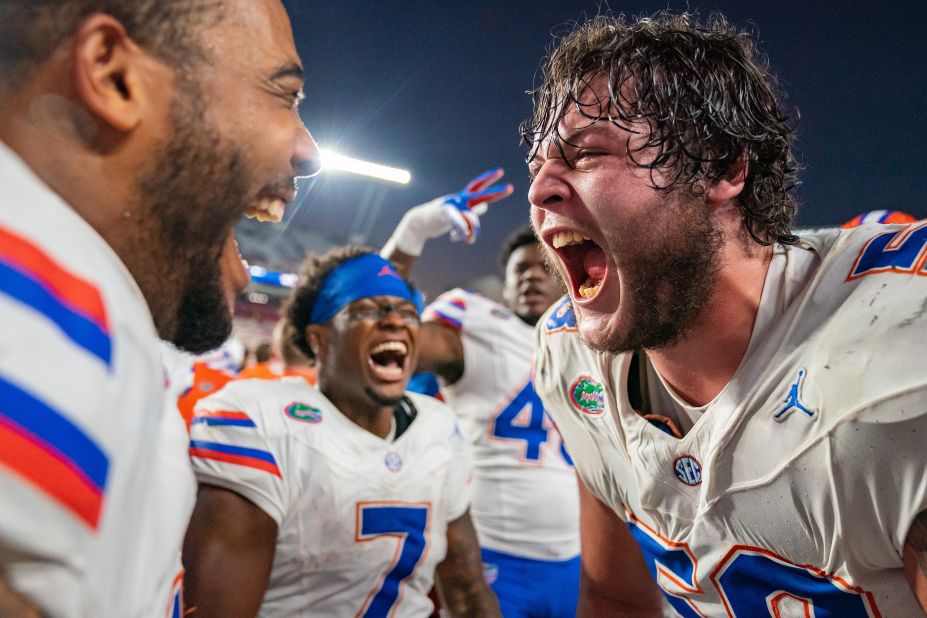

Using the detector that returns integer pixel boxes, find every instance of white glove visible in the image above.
[381,168,514,257]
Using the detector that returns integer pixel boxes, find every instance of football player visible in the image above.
[524,12,927,616]
[0,0,319,615]
[183,249,500,617]
[384,195,581,617]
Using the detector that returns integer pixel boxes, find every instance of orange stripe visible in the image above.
[0,421,103,528]
[0,226,108,330]
[189,448,281,477]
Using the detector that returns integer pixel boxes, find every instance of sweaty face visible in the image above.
[527,76,723,353]
[145,0,319,352]
[320,296,420,408]
[502,243,562,325]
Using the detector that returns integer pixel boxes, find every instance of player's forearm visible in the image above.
[436,574,501,618]
[577,586,664,618]
[436,511,501,617]
[381,246,417,278]
[903,511,927,611]
[0,575,44,618]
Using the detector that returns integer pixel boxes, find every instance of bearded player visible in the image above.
[0,0,319,615]
[383,172,581,617]
[525,12,927,617]
[183,249,500,617]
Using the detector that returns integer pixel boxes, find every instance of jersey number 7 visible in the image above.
[355,502,431,617]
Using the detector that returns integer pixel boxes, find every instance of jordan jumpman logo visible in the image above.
[773,369,816,421]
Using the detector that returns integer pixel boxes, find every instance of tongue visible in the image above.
[582,244,607,282]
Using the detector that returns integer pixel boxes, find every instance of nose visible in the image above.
[527,156,570,212]
[292,124,322,179]
[521,263,546,283]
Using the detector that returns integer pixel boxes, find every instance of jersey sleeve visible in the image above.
[422,288,470,331]
[189,384,289,524]
[442,414,473,522]
[832,390,927,555]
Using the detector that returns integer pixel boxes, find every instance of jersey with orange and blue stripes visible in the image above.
[190,377,472,617]
[422,288,580,562]
[0,143,192,617]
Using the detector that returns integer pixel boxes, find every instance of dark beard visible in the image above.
[138,79,252,353]
[608,193,723,353]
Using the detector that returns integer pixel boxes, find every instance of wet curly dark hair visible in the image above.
[521,12,800,246]
[283,247,418,362]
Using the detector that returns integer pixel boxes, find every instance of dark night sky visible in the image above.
[250,1,926,298]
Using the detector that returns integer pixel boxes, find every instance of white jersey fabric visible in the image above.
[190,377,473,617]
[424,289,579,560]
[0,142,191,616]
[535,227,927,617]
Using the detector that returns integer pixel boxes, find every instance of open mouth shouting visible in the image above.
[549,230,608,302]
[368,339,410,383]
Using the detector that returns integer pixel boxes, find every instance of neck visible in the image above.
[322,384,395,439]
[645,233,773,407]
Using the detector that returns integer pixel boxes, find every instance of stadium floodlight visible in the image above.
[320,148,411,185]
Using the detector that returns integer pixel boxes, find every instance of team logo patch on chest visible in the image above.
[773,369,817,422]
[384,451,403,472]
[569,375,605,415]
[673,455,702,486]
[284,401,322,423]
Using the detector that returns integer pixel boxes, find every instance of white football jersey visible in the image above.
[0,143,191,616]
[190,377,472,617]
[535,226,927,617]
[424,289,579,560]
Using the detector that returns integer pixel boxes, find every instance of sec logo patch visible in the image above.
[673,455,702,486]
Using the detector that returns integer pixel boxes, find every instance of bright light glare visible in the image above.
[320,149,411,185]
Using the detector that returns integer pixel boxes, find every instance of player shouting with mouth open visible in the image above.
[183,249,500,617]
[525,12,927,617]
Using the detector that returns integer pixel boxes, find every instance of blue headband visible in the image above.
[309,253,423,324]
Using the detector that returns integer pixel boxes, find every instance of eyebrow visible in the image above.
[269,63,304,82]
[558,122,613,147]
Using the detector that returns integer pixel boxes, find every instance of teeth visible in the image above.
[578,279,601,299]
[371,341,408,356]
[244,197,285,223]
[551,231,590,249]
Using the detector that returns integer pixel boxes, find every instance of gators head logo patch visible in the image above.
[569,375,605,415]
[285,401,322,423]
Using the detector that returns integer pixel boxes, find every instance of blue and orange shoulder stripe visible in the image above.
[189,435,281,477]
[191,409,257,428]
[0,225,112,367]
[423,291,468,330]
[0,374,109,528]
[544,296,576,334]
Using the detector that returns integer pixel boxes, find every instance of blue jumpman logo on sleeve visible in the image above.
[773,369,816,421]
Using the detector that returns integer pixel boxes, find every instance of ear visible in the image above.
[706,150,749,207]
[71,14,149,133]
[306,325,325,360]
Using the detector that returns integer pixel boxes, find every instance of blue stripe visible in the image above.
[0,260,111,367]
[427,309,462,328]
[189,440,277,465]
[0,375,109,490]
[190,417,256,428]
